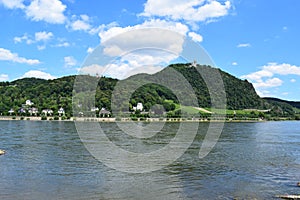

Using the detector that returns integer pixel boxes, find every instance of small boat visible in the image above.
[0,149,5,155]
[276,195,300,199]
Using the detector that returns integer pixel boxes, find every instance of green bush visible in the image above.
[41,116,47,120]
[54,116,59,120]
[131,116,138,121]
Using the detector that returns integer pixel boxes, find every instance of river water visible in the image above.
[0,121,299,199]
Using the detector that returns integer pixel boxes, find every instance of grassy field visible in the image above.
[166,100,266,116]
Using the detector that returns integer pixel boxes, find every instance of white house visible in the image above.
[91,107,99,112]
[25,100,34,106]
[133,103,144,112]
[137,103,143,111]
[99,108,111,117]
[42,109,53,116]
[28,107,38,116]
[18,108,26,114]
[8,109,14,115]
[58,107,65,116]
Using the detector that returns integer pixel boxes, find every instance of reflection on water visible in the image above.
[0,121,299,199]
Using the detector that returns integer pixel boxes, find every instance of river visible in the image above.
[0,121,299,199]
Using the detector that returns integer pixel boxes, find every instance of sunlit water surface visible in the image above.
[0,121,299,199]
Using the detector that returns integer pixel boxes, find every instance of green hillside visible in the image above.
[0,63,298,119]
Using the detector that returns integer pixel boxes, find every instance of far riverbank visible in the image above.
[0,116,270,122]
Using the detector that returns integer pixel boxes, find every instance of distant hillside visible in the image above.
[170,63,265,109]
[263,97,300,117]
[120,63,265,110]
[0,75,117,116]
[0,63,298,118]
[263,97,300,109]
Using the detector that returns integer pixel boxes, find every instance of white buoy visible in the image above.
[0,149,5,155]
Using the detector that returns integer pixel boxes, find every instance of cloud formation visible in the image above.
[68,14,91,31]
[242,63,300,96]
[0,74,9,81]
[0,0,24,9]
[142,0,231,22]
[237,43,251,48]
[25,0,67,24]
[0,0,67,24]
[64,56,77,68]
[98,20,188,72]
[188,32,203,42]
[0,47,40,65]
[35,31,53,41]
[14,31,54,50]
[21,70,56,79]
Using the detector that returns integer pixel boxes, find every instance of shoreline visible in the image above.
[0,116,276,123]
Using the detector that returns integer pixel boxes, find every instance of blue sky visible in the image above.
[0,0,300,100]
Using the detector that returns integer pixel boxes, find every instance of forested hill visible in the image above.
[263,97,300,109]
[0,63,294,116]
[168,63,265,109]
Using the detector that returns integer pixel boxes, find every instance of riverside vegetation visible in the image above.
[0,63,299,121]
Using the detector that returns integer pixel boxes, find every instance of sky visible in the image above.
[0,0,300,101]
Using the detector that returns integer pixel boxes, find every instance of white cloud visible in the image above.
[0,74,9,81]
[253,78,283,88]
[37,45,46,51]
[242,70,273,82]
[237,43,251,48]
[89,22,118,35]
[14,32,53,50]
[0,0,24,9]
[99,19,188,59]
[290,79,296,83]
[232,62,238,66]
[71,20,91,31]
[262,63,300,76]
[242,63,300,96]
[68,14,115,35]
[25,0,66,24]
[0,47,40,65]
[188,32,203,42]
[64,56,77,68]
[242,63,300,83]
[54,42,70,47]
[87,47,94,54]
[14,34,29,43]
[79,64,104,76]
[102,45,123,57]
[96,20,192,79]
[1,0,66,24]
[100,28,185,78]
[99,19,189,43]
[21,70,56,80]
[35,31,53,41]
[142,0,231,22]
[69,14,91,31]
